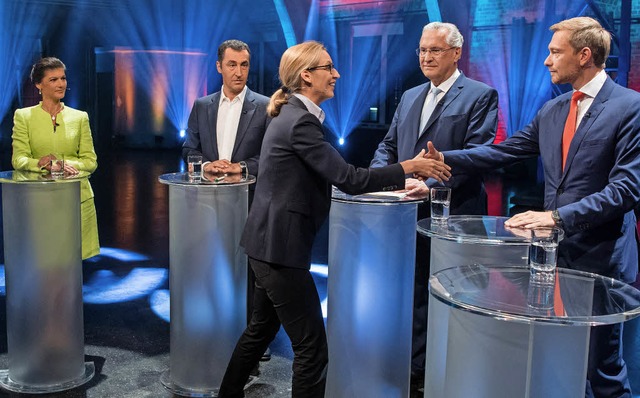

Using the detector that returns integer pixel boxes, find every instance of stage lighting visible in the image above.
[179,129,186,138]
[338,137,345,146]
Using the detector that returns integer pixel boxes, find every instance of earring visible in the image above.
[38,90,41,95]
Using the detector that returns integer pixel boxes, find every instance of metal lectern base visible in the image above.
[0,362,95,394]
[160,370,257,397]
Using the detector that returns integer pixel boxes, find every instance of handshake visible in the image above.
[399,141,449,182]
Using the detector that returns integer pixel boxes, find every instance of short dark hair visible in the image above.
[30,57,66,84]
[217,40,251,63]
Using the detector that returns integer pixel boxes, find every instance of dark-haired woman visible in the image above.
[12,57,99,259]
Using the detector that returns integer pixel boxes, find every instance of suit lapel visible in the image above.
[561,78,613,178]
[232,89,257,158]
[207,92,221,159]
[417,74,465,150]
[410,84,430,135]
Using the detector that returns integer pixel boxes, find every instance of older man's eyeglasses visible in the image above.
[307,63,334,73]
[415,47,455,57]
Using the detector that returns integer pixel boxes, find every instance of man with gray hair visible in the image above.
[370,21,498,389]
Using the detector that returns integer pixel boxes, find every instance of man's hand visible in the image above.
[404,178,429,197]
[203,159,242,174]
[504,210,555,229]
[425,141,443,161]
[403,149,451,183]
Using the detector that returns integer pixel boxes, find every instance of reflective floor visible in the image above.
[0,148,638,397]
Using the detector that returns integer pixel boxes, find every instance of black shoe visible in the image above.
[260,347,271,361]
[250,363,260,377]
[410,372,424,393]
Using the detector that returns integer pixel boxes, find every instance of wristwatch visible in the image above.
[551,210,563,227]
[239,161,248,178]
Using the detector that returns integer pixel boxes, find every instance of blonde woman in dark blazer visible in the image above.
[218,41,450,398]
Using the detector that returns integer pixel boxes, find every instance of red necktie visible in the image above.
[561,91,586,170]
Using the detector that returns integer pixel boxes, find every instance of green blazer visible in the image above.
[11,103,97,202]
[12,103,100,259]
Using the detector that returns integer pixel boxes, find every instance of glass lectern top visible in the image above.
[0,170,90,184]
[158,172,256,187]
[430,264,640,326]
[417,215,535,245]
[331,186,428,205]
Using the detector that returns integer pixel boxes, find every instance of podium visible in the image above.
[326,190,427,398]
[0,171,94,393]
[158,172,255,397]
[417,216,532,397]
[429,264,640,397]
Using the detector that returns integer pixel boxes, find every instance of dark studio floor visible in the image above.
[0,148,638,397]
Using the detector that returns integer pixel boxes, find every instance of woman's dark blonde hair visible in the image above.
[267,41,326,117]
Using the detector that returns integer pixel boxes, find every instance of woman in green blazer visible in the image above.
[11,57,99,259]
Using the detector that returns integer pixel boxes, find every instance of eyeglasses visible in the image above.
[307,63,334,73]
[415,47,456,57]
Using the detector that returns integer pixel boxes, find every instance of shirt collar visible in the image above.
[219,85,247,105]
[577,69,607,99]
[431,69,460,94]
[293,93,325,123]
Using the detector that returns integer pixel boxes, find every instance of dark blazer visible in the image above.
[444,77,640,283]
[241,96,405,269]
[182,88,270,177]
[371,73,498,215]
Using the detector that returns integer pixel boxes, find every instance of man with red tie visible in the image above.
[431,17,640,397]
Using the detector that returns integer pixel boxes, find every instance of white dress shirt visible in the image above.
[216,85,247,160]
[573,69,607,130]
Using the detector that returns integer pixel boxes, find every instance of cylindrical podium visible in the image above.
[0,171,94,393]
[158,172,255,397]
[326,190,427,398]
[429,264,640,397]
[417,216,532,398]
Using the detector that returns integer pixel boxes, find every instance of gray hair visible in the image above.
[423,22,464,48]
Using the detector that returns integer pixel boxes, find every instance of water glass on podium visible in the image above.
[430,187,451,222]
[50,156,64,179]
[529,227,562,281]
[187,155,202,180]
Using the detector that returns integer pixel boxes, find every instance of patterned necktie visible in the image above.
[419,87,442,137]
[561,91,586,170]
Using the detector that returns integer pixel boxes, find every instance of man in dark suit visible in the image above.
[182,39,269,184]
[431,17,640,397]
[182,39,271,362]
[370,21,498,384]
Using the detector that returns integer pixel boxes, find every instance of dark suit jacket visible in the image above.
[241,96,405,269]
[444,77,640,283]
[371,73,498,215]
[182,88,270,177]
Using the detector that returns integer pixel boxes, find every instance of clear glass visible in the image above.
[430,187,451,222]
[50,156,64,179]
[529,227,563,275]
[187,155,202,180]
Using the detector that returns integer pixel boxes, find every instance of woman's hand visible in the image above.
[400,149,451,183]
[64,163,79,175]
[37,154,57,171]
